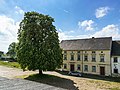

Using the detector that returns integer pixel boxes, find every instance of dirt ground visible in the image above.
[0,66,120,90]
[44,71,120,90]
[0,66,38,79]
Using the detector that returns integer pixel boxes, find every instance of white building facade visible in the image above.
[111,41,120,77]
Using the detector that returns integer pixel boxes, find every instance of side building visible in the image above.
[60,37,112,76]
[111,41,120,77]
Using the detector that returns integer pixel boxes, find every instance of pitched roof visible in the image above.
[60,37,112,50]
[111,41,120,56]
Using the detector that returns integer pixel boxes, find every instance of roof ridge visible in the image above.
[61,37,112,41]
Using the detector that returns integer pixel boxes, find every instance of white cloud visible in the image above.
[58,24,120,41]
[0,15,20,52]
[63,10,69,13]
[91,24,120,39]
[78,20,94,31]
[58,29,90,41]
[15,6,24,15]
[0,6,24,52]
[95,7,110,18]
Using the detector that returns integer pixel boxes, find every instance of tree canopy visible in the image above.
[16,12,63,74]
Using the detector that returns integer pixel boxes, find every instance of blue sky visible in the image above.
[0,0,120,52]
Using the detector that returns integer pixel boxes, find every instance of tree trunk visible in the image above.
[39,69,42,74]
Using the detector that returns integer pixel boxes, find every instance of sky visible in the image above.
[0,0,120,52]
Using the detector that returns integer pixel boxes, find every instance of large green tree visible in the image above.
[16,12,63,74]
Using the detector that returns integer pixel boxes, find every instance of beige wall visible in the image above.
[62,50,111,76]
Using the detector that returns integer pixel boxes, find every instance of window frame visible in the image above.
[64,64,67,69]
[64,54,67,60]
[70,51,74,61]
[77,54,80,61]
[113,57,118,63]
[84,55,88,61]
[92,55,96,62]
[92,66,96,72]
[84,65,88,71]
[77,64,81,70]
[114,68,118,73]
[100,55,104,62]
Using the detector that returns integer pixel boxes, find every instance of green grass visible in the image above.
[110,87,120,90]
[0,60,20,68]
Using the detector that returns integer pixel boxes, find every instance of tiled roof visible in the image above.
[60,37,112,50]
[111,41,120,56]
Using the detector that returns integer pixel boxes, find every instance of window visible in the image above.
[70,51,74,60]
[77,54,80,61]
[84,65,88,71]
[114,57,118,63]
[71,54,74,60]
[77,51,80,61]
[84,55,88,61]
[64,55,67,60]
[64,51,67,54]
[92,51,95,53]
[100,55,104,62]
[64,64,67,69]
[114,68,118,73]
[77,64,81,70]
[92,66,96,72]
[92,55,96,62]
[78,51,80,53]
[63,51,67,60]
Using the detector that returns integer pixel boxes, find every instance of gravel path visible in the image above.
[0,66,38,79]
[0,66,119,90]
[0,66,65,90]
[0,77,65,90]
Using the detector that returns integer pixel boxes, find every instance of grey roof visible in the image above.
[111,41,120,56]
[60,37,112,50]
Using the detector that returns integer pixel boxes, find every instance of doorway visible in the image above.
[100,66,105,75]
[70,64,74,71]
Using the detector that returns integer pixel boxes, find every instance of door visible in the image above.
[100,66,105,75]
[70,64,74,71]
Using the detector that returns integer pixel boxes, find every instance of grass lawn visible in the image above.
[0,60,20,68]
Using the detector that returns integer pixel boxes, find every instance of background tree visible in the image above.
[7,42,17,59]
[0,51,4,59]
[16,12,63,74]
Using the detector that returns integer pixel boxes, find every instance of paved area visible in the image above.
[0,77,65,90]
[0,66,38,79]
[0,66,119,90]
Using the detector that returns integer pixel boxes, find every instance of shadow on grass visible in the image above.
[56,70,120,83]
[25,74,78,90]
